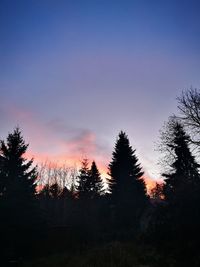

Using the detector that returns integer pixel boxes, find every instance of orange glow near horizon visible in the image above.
[6,105,159,195]
[143,176,158,194]
[25,151,157,194]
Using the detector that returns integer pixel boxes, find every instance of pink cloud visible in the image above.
[2,104,157,191]
[3,105,108,170]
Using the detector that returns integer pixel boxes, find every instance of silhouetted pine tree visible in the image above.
[162,122,200,234]
[0,128,38,223]
[163,122,200,202]
[108,131,148,232]
[76,158,91,199]
[89,161,104,198]
[0,154,4,194]
[76,160,104,199]
[0,128,41,259]
[155,122,200,265]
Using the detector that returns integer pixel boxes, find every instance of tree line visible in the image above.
[1,88,200,266]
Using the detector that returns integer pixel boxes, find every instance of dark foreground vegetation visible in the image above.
[22,242,174,267]
[1,88,200,266]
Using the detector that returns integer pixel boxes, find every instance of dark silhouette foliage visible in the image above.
[89,161,104,198]
[150,182,163,200]
[76,158,91,199]
[163,121,200,202]
[0,128,38,222]
[2,125,200,266]
[108,131,148,234]
[152,121,200,266]
[76,159,104,199]
[0,128,42,260]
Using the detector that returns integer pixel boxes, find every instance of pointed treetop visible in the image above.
[108,131,146,197]
[90,160,104,197]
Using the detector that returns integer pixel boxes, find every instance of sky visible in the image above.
[1,0,200,190]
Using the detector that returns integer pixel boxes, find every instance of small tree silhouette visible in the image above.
[76,158,91,199]
[76,159,104,199]
[89,161,104,198]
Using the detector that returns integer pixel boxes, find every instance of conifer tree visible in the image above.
[163,121,200,202]
[156,120,200,261]
[89,161,104,198]
[108,131,148,230]
[76,160,104,199]
[0,128,38,222]
[0,128,40,258]
[76,158,91,199]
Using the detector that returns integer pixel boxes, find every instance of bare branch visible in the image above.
[177,88,200,146]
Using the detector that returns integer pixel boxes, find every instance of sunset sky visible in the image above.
[1,0,200,189]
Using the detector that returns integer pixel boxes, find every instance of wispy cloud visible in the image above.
[0,104,157,190]
[1,104,109,171]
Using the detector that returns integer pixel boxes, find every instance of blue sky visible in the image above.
[1,0,200,184]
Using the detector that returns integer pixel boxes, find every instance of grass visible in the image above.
[22,241,160,267]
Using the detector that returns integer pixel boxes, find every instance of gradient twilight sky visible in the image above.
[1,0,200,186]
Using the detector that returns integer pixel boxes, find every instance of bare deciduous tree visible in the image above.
[177,87,200,146]
[157,116,181,171]
[157,88,200,171]
[37,160,78,194]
